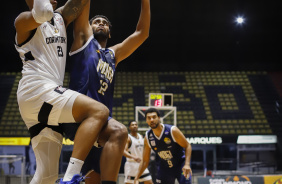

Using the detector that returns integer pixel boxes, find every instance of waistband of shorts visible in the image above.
[128,173,151,180]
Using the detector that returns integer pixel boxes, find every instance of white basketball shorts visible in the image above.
[124,161,152,183]
[17,79,80,129]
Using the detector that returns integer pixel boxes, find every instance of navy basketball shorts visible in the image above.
[156,161,191,184]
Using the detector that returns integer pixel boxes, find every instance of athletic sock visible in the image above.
[101,181,116,184]
[63,157,84,181]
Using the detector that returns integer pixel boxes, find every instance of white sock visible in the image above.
[63,157,84,181]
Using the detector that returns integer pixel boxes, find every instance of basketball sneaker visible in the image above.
[57,174,85,184]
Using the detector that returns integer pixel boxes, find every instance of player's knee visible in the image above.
[111,123,128,142]
[98,105,109,122]
[89,103,109,122]
[118,123,128,141]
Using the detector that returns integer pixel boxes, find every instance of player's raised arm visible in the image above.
[110,0,151,64]
[15,0,54,44]
[70,0,93,52]
[58,0,90,27]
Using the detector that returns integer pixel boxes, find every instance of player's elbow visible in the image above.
[144,33,149,41]
[139,31,149,43]
[143,30,150,40]
[136,28,149,40]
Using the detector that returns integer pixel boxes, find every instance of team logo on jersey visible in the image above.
[97,59,114,83]
[54,86,68,94]
[165,131,169,135]
[150,140,156,146]
[164,137,171,144]
[55,17,64,25]
[54,27,59,34]
[154,147,157,151]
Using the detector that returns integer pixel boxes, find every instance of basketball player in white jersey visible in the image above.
[123,121,153,184]
[14,0,109,184]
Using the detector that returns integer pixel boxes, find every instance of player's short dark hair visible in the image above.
[145,108,160,118]
[128,120,136,127]
[89,15,112,30]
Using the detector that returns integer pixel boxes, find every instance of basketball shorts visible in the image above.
[17,80,80,129]
[156,161,191,184]
[124,161,152,183]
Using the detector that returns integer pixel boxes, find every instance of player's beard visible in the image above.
[94,31,109,43]
[150,121,160,129]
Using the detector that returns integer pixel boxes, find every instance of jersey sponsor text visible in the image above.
[46,36,66,44]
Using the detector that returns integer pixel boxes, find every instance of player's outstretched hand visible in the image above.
[182,164,192,179]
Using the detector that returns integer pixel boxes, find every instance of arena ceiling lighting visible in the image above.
[236,17,244,24]
[235,16,245,25]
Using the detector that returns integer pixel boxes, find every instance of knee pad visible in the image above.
[30,173,58,184]
[30,135,62,184]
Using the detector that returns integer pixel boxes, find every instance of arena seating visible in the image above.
[0,71,281,137]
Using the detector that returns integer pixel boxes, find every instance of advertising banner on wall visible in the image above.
[264,175,282,184]
[186,136,238,144]
[0,137,30,145]
[198,176,264,184]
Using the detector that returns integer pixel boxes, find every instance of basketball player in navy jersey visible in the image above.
[14,0,109,184]
[134,108,192,184]
[61,0,151,183]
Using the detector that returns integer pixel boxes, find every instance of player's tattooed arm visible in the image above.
[59,0,90,27]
